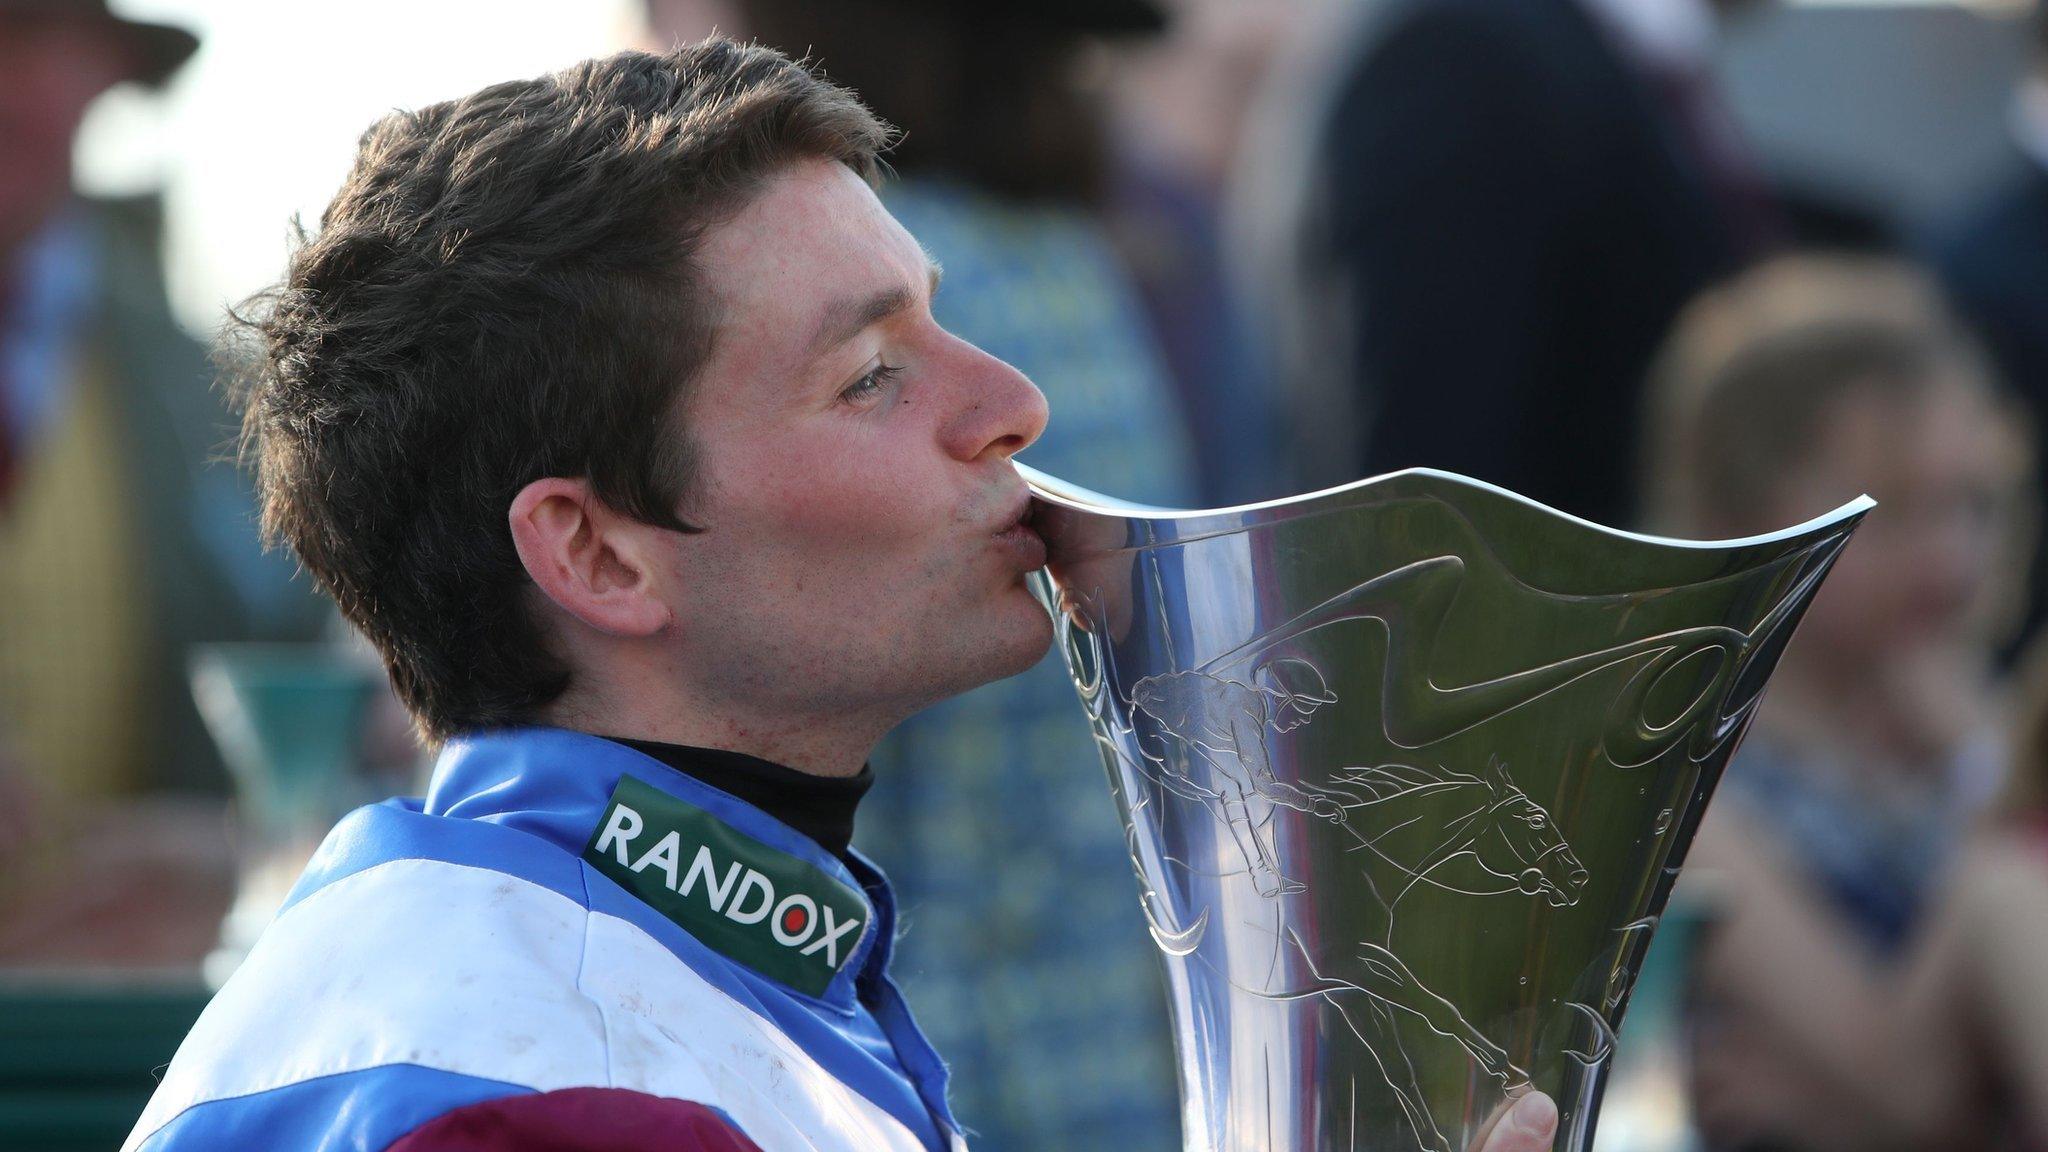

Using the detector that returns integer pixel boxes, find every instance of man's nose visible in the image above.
[939,342,1048,463]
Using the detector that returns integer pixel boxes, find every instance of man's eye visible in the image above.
[840,363,902,404]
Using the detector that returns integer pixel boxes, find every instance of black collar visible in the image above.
[603,737,872,864]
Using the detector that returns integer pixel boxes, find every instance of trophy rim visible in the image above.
[1017,461,1876,553]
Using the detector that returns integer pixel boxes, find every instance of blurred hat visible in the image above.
[1,0,200,87]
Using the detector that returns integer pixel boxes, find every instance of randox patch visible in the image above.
[584,775,869,999]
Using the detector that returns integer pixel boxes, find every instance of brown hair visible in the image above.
[229,40,892,742]
[1643,255,2014,535]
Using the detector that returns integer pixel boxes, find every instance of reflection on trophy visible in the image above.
[1023,464,1870,1152]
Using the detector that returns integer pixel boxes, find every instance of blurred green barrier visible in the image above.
[0,980,211,1152]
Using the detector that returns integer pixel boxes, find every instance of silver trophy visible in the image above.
[1023,464,1869,1152]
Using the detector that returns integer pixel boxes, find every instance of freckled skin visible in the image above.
[645,159,1052,756]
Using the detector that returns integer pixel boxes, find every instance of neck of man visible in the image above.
[540,651,894,780]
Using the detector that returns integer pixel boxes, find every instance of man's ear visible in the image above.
[508,477,673,638]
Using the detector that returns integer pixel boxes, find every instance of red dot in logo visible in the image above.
[781,905,809,936]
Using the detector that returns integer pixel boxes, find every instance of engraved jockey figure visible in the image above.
[1129,658,1345,896]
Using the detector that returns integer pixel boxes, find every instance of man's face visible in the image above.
[659,159,1052,726]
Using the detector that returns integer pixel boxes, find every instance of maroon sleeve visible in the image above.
[383,1087,766,1152]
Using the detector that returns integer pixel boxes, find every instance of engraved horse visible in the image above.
[1295,756,1589,1152]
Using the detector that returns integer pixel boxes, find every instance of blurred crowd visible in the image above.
[7,0,2048,1149]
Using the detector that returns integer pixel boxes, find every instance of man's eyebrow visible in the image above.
[807,262,944,357]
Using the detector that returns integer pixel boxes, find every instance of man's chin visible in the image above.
[1014,604,1058,665]
[969,599,1057,688]
[903,596,1056,713]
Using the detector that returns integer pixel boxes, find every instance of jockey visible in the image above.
[123,39,1561,1152]
[1128,658,1348,896]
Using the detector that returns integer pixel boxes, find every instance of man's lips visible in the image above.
[993,493,1048,570]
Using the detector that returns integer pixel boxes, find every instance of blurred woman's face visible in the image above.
[1766,378,2031,670]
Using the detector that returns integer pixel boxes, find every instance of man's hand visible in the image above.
[1473,1090,1558,1152]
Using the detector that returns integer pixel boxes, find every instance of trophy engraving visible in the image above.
[1128,660,1340,896]
[1028,465,1868,1152]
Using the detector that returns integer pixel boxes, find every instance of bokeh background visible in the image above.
[6,0,2048,1150]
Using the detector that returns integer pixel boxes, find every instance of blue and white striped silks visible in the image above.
[123,728,967,1152]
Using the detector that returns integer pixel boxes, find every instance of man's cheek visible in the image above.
[798,485,945,545]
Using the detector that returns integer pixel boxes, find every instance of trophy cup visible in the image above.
[1023,464,1869,1152]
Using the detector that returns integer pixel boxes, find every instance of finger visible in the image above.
[1474,1090,1557,1152]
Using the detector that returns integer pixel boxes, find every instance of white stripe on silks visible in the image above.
[123,858,608,1152]
[122,858,928,1152]
[583,911,923,1150]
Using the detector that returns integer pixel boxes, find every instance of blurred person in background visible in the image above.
[1900,639,2048,1150]
[1098,0,1298,507]
[1935,8,2048,660]
[1273,0,1781,527]
[0,0,322,961]
[1644,256,2033,1152]
[641,3,1198,1150]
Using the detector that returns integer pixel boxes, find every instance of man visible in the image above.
[123,42,1558,1151]
[1273,0,1777,527]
